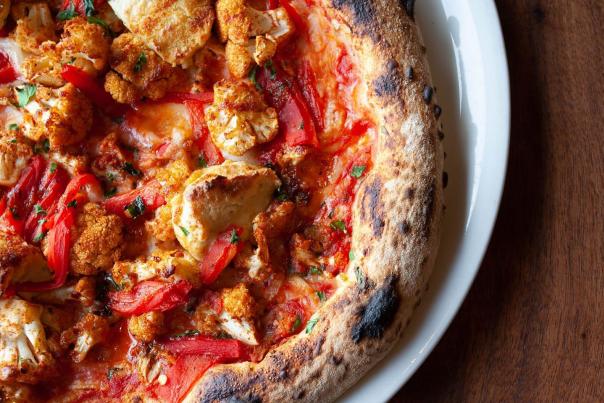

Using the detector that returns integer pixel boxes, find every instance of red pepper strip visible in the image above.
[200,226,243,285]
[0,51,17,84]
[266,0,279,9]
[23,165,69,243]
[61,65,127,118]
[297,61,324,132]
[161,91,214,105]
[103,180,166,219]
[184,99,224,166]
[154,337,249,402]
[279,0,308,35]
[257,63,318,147]
[0,156,47,235]
[109,280,192,316]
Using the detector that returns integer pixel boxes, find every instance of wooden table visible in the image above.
[393,1,604,401]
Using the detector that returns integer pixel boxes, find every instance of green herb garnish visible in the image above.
[305,316,319,334]
[104,187,117,198]
[87,16,114,36]
[67,200,78,208]
[124,195,145,218]
[49,162,57,173]
[348,250,355,261]
[316,291,326,302]
[83,0,95,16]
[57,0,77,20]
[309,266,322,275]
[171,329,200,339]
[330,220,347,233]
[350,165,366,178]
[16,84,36,107]
[33,204,46,216]
[291,315,302,333]
[123,162,141,176]
[265,60,276,79]
[133,52,147,73]
[8,123,18,131]
[33,231,46,243]
[198,155,207,168]
[179,226,190,236]
[230,228,239,244]
[248,65,261,90]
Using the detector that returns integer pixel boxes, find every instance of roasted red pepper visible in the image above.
[200,226,243,285]
[279,0,308,35]
[61,64,126,117]
[61,0,106,16]
[257,62,318,147]
[161,92,214,105]
[0,51,17,84]
[109,280,192,316]
[297,61,324,132]
[103,180,166,219]
[154,336,249,402]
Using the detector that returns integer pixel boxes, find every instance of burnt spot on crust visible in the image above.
[422,85,434,103]
[398,220,411,234]
[421,182,436,238]
[351,276,400,343]
[223,398,262,403]
[360,176,385,237]
[374,59,403,97]
[400,0,415,19]
[332,0,376,27]
[198,371,263,403]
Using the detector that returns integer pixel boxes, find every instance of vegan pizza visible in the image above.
[0,0,444,401]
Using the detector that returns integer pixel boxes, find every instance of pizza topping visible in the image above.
[216,0,295,77]
[0,298,54,384]
[0,135,32,186]
[103,179,166,219]
[59,312,109,363]
[199,226,244,285]
[128,311,165,343]
[0,231,51,295]
[13,2,57,55]
[205,79,279,156]
[109,279,193,316]
[171,161,280,260]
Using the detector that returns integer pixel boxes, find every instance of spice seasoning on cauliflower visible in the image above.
[205,79,279,156]
[128,311,165,343]
[13,2,57,55]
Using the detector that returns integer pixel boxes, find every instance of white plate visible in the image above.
[341,1,510,401]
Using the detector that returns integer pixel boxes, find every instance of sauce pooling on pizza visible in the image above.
[0,0,376,400]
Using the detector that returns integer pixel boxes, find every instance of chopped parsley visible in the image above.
[16,84,36,107]
[9,138,16,144]
[179,226,190,236]
[330,220,347,233]
[249,66,262,90]
[33,204,46,216]
[107,367,121,380]
[309,265,322,275]
[316,291,326,302]
[198,155,208,168]
[123,162,141,176]
[265,60,276,79]
[170,329,200,339]
[57,0,77,20]
[229,228,239,244]
[67,200,78,208]
[105,273,122,291]
[34,139,50,154]
[305,316,319,334]
[49,162,57,173]
[275,187,288,201]
[291,315,302,333]
[38,218,47,225]
[87,16,114,37]
[104,187,117,198]
[106,172,117,182]
[8,123,18,131]
[348,250,355,261]
[124,196,145,218]
[33,231,46,243]
[354,266,365,288]
[350,165,366,178]
[83,0,96,16]
[133,52,147,73]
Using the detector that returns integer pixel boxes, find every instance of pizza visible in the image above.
[0,0,444,401]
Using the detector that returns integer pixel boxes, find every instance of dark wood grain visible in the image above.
[392,1,604,402]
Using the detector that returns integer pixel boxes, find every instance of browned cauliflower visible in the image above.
[218,284,258,345]
[57,17,111,75]
[60,313,109,363]
[20,41,64,88]
[104,33,186,103]
[0,298,55,384]
[12,2,57,55]
[216,0,294,77]
[108,0,215,66]
[0,232,52,296]
[0,134,32,186]
[20,83,93,149]
[205,79,278,156]
[128,311,164,343]
[70,203,123,276]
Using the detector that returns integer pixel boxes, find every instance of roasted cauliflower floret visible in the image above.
[20,84,93,149]
[0,232,52,295]
[0,298,55,384]
[13,2,57,55]
[216,0,294,77]
[20,41,64,88]
[205,79,278,156]
[104,33,186,103]
[57,17,111,75]
[70,203,123,276]
[111,250,200,290]
[108,0,215,66]
[0,135,32,186]
[172,161,280,260]
[60,313,109,363]
[219,284,258,345]
[128,311,164,343]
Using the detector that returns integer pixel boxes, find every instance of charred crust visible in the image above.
[198,371,261,403]
[373,59,403,97]
[351,276,400,343]
[360,176,385,237]
[398,220,411,234]
[422,85,433,103]
[421,182,436,238]
[400,0,415,19]
[332,0,376,28]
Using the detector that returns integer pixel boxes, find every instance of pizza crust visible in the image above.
[185,0,444,400]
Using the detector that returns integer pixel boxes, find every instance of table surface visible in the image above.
[392,1,604,402]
